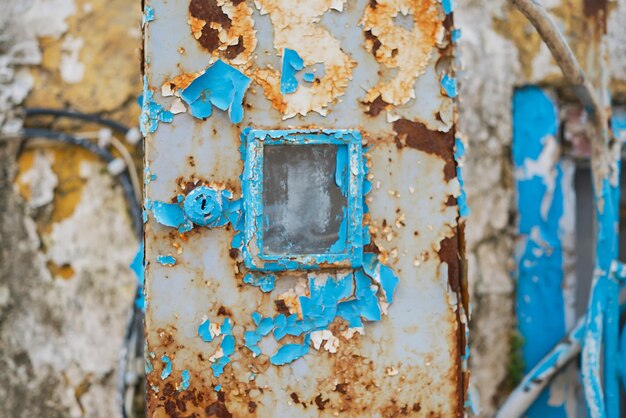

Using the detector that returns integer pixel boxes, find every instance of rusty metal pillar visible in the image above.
[141,0,468,416]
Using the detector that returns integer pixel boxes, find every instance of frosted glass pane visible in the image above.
[262,144,346,255]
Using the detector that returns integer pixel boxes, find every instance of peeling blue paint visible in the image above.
[152,201,186,228]
[454,138,470,217]
[442,0,456,14]
[363,253,399,303]
[161,356,172,380]
[210,318,235,378]
[241,266,398,365]
[303,72,315,83]
[441,74,457,98]
[451,29,462,43]
[180,60,250,124]
[198,319,213,342]
[140,76,174,136]
[512,86,568,418]
[280,49,304,95]
[179,370,190,391]
[145,350,153,375]
[130,241,145,310]
[215,384,222,392]
[143,5,154,25]
[243,273,276,292]
[144,167,157,184]
[271,336,311,365]
[157,255,176,266]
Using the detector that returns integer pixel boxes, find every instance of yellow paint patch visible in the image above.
[15,150,36,201]
[16,146,100,229]
[47,147,98,226]
[25,0,142,126]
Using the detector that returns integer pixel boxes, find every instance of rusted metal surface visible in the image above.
[143,0,467,416]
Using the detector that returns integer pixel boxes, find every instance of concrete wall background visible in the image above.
[1,0,626,417]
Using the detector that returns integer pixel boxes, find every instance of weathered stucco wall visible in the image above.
[1,0,626,417]
[0,0,141,417]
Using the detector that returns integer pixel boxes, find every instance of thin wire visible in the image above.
[23,108,130,135]
[110,136,142,203]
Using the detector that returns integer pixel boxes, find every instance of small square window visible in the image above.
[242,129,364,271]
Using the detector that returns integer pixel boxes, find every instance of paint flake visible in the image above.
[441,74,458,98]
[161,356,172,380]
[243,273,276,292]
[280,49,304,95]
[181,60,251,124]
[179,370,190,391]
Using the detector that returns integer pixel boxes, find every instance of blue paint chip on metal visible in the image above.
[451,29,462,43]
[441,74,458,98]
[211,357,231,377]
[221,335,236,356]
[303,72,315,83]
[454,138,470,217]
[160,356,172,380]
[179,370,190,391]
[152,201,186,228]
[140,75,174,135]
[280,49,304,94]
[243,273,276,292]
[181,60,251,124]
[157,255,176,266]
[143,5,154,25]
[270,335,311,365]
[198,319,213,342]
[442,0,456,14]
[130,241,145,310]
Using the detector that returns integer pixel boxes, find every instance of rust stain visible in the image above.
[437,233,459,293]
[361,0,443,106]
[392,119,456,181]
[583,0,607,19]
[435,223,469,418]
[253,0,356,118]
[188,0,257,65]
[162,72,202,96]
[363,95,389,117]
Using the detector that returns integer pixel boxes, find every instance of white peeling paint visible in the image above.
[15,149,58,209]
[60,35,85,84]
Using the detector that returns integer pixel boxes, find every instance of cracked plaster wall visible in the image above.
[2,0,626,417]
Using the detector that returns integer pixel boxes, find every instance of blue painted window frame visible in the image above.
[242,129,364,271]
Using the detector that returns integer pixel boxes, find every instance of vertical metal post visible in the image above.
[142,0,469,416]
